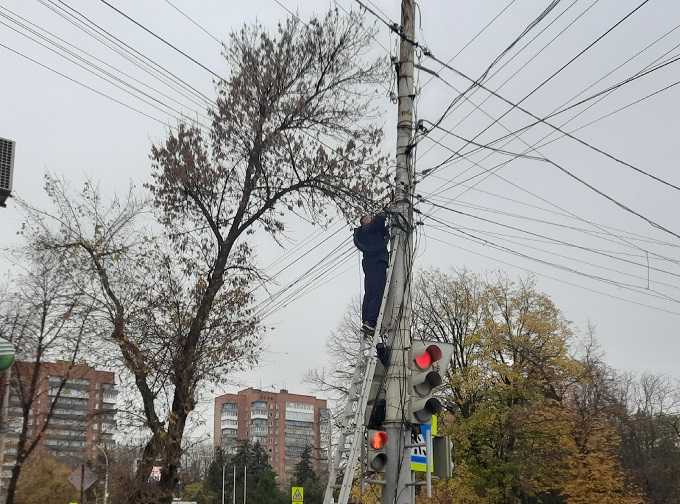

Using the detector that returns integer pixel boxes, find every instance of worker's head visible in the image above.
[360,215,373,226]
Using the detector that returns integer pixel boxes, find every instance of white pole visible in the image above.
[221,463,226,504]
[243,465,247,504]
[426,428,433,497]
[97,444,109,504]
[232,465,236,504]
[0,366,12,497]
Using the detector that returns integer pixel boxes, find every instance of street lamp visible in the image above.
[96,444,109,504]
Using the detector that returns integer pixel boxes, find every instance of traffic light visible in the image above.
[367,429,388,472]
[409,341,453,423]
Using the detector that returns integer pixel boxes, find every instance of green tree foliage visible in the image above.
[414,270,641,503]
[182,481,216,504]
[291,445,323,504]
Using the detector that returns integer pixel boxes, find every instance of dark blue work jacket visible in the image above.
[353,214,389,264]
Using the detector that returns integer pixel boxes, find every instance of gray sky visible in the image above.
[2,0,679,439]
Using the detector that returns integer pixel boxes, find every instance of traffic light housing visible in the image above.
[409,341,453,423]
[367,429,388,472]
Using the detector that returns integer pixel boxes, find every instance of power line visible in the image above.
[45,0,214,106]
[425,217,680,305]
[0,4,210,120]
[0,12,210,129]
[433,198,680,263]
[421,0,520,88]
[161,0,221,45]
[422,0,563,141]
[426,181,680,250]
[417,0,597,163]
[417,55,680,241]
[417,198,680,280]
[420,36,680,182]
[423,232,680,317]
[423,12,680,199]
[97,0,226,81]
[426,221,680,292]
[0,41,172,127]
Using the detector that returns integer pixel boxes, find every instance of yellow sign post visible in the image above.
[292,486,304,503]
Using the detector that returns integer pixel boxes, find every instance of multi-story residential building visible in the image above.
[213,388,329,483]
[0,361,117,494]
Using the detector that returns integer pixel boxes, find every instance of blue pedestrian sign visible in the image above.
[410,416,437,472]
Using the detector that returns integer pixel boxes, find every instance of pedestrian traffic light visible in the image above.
[367,429,388,472]
[409,340,453,423]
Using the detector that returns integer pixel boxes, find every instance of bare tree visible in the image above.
[0,251,89,504]
[19,9,389,503]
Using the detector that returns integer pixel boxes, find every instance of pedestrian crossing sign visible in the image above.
[292,486,304,503]
[410,415,438,472]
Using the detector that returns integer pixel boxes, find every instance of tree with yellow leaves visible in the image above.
[14,449,79,504]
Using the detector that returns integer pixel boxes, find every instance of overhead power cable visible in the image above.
[0,41,172,127]
[430,51,680,193]
[0,4,210,120]
[428,221,680,287]
[421,35,680,182]
[423,232,680,317]
[417,198,680,279]
[426,217,680,305]
[46,0,214,106]
[421,0,520,88]
[423,0,563,139]
[161,0,221,44]
[97,0,226,81]
[0,13,210,129]
[426,181,680,251]
[417,0,596,162]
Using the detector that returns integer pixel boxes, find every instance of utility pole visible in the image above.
[383,1,416,504]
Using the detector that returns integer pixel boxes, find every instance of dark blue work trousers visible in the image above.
[362,257,388,326]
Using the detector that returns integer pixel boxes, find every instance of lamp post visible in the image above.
[221,463,225,504]
[96,444,109,504]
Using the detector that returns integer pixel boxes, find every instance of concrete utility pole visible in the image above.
[382,1,416,503]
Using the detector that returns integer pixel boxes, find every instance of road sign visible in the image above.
[291,486,304,503]
[410,415,438,472]
[68,465,97,491]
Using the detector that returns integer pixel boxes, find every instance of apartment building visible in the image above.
[0,361,117,494]
[213,388,329,482]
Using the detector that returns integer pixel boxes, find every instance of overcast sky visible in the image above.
[2,0,679,440]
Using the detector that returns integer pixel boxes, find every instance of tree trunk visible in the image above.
[5,425,28,504]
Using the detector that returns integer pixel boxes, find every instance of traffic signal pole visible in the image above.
[383,1,416,503]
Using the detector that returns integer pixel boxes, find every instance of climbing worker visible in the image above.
[354,213,389,334]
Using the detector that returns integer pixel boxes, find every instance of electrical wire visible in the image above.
[423,232,680,317]
[43,0,214,107]
[416,0,597,163]
[97,0,226,81]
[0,4,211,120]
[161,0,221,45]
[418,198,680,280]
[421,0,520,89]
[426,217,680,305]
[0,13,211,129]
[422,0,563,142]
[0,41,172,128]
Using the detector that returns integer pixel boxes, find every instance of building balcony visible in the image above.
[250,409,268,420]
